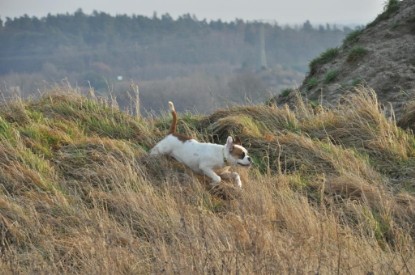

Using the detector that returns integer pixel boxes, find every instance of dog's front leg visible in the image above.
[220,171,242,188]
[201,168,222,186]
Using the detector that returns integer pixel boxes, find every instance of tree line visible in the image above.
[0,9,356,113]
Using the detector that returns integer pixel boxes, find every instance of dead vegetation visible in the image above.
[0,86,415,274]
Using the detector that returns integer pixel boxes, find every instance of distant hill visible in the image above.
[276,0,415,118]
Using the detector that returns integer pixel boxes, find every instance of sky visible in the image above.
[0,0,385,25]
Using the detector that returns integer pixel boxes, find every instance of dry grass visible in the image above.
[0,86,415,274]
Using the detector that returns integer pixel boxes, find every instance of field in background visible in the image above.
[0,86,414,273]
[0,12,352,113]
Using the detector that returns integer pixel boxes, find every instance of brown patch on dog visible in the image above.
[230,146,246,159]
[172,132,193,142]
[169,101,193,142]
[169,108,178,134]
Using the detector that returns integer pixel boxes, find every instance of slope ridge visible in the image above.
[277,0,415,118]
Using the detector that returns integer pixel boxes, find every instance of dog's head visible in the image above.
[224,136,252,167]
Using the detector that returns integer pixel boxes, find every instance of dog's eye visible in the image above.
[240,152,245,159]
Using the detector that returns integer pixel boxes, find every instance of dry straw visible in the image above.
[0,86,414,273]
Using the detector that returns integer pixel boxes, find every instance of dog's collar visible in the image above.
[222,147,228,164]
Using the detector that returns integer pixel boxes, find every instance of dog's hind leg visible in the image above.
[150,140,170,156]
[150,145,162,156]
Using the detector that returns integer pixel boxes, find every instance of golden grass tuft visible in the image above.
[0,86,415,273]
[201,104,299,141]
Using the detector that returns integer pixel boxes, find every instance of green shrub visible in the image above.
[343,29,363,45]
[309,48,339,74]
[306,77,318,90]
[384,0,400,14]
[368,0,400,27]
[280,88,293,97]
[324,70,339,84]
[347,46,368,63]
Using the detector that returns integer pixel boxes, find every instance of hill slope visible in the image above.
[276,0,415,118]
[1,87,415,273]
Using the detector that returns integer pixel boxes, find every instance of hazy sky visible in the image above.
[1,0,385,25]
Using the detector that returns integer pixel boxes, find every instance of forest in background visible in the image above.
[0,9,356,113]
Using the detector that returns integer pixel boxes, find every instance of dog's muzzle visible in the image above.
[238,157,252,167]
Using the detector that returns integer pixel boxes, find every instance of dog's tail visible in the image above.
[168,101,177,134]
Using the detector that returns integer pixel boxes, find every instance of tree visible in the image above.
[302,20,313,32]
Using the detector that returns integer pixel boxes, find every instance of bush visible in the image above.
[280,88,293,97]
[384,0,400,14]
[309,47,339,74]
[368,0,400,27]
[324,70,339,83]
[347,46,369,63]
[306,77,319,89]
[343,29,363,45]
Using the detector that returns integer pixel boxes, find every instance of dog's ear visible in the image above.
[234,136,242,145]
[226,136,234,149]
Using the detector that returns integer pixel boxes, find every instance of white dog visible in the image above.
[150,101,252,187]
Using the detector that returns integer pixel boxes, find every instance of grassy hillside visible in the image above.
[1,86,415,273]
[277,0,415,119]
